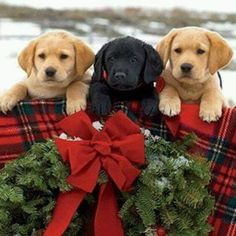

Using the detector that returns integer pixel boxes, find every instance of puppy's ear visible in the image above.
[156,29,178,67]
[92,43,110,82]
[18,40,37,76]
[143,44,163,84]
[206,31,233,75]
[73,39,95,77]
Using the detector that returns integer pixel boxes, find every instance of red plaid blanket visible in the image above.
[0,99,235,236]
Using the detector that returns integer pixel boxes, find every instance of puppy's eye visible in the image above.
[60,54,69,60]
[108,57,114,63]
[130,57,138,63]
[197,49,205,55]
[174,48,182,54]
[38,53,46,59]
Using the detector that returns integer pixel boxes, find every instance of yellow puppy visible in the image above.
[157,27,233,122]
[0,31,95,114]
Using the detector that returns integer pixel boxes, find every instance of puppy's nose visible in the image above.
[114,72,126,80]
[181,63,193,73]
[45,67,56,77]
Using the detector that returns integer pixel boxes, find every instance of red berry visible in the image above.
[156,226,167,236]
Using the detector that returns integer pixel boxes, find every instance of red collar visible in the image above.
[102,70,108,80]
[156,76,165,92]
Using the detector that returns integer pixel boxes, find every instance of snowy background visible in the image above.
[0,0,236,104]
[2,0,236,13]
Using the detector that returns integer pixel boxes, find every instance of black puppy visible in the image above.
[89,36,163,116]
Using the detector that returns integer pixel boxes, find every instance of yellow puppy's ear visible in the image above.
[73,39,95,77]
[207,31,233,75]
[156,29,178,67]
[18,40,37,76]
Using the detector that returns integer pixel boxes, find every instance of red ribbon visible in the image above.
[44,111,145,236]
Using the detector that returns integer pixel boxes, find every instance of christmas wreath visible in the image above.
[0,111,214,236]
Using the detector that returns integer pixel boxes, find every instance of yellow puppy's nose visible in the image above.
[45,67,57,77]
[181,63,193,73]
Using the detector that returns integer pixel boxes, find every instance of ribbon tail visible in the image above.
[95,182,124,236]
[44,190,86,236]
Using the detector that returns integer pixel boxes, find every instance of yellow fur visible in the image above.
[0,30,95,115]
[157,27,233,122]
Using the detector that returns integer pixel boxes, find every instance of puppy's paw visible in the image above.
[66,99,86,115]
[141,97,159,116]
[159,97,181,117]
[91,96,112,116]
[199,103,222,122]
[0,93,20,114]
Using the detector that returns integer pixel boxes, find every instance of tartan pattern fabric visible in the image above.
[0,99,66,167]
[0,99,235,236]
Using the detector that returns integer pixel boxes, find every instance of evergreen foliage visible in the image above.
[0,134,214,236]
[0,140,82,236]
[120,135,214,236]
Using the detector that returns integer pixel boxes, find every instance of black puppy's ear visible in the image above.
[92,42,110,82]
[143,44,163,84]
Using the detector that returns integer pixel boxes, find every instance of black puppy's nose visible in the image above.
[181,63,193,73]
[45,67,56,77]
[114,72,126,80]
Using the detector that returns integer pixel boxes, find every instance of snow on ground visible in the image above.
[202,22,236,37]
[219,70,236,104]
[0,18,41,36]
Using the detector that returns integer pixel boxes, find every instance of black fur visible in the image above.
[89,36,163,116]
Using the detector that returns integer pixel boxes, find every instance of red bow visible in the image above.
[44,111,145,236]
